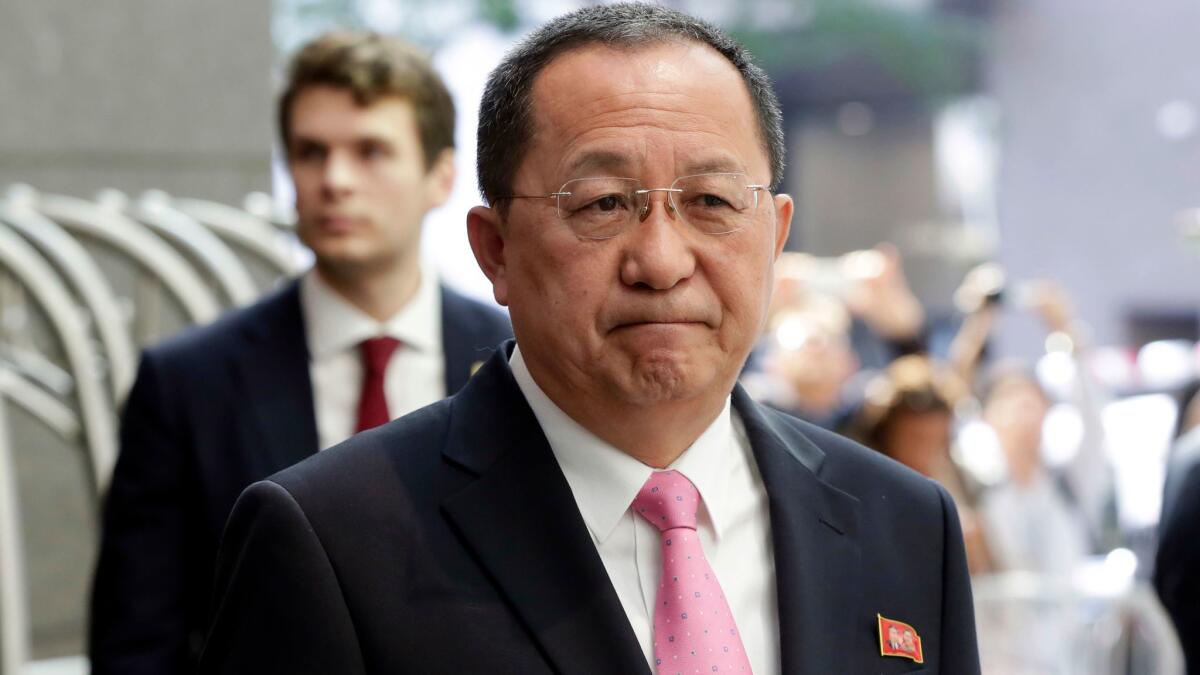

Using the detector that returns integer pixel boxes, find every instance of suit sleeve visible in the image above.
[935,483,981,674]
[90,353,196,674]
[199,479,366,675]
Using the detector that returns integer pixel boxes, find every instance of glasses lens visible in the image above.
[557,178,639,239]
[672,173,759,234]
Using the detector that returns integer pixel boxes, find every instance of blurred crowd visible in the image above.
[743,245,1195,668]
[749,248,1127,575]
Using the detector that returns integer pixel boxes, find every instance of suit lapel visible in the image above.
[734,387,863,675]
[441,346,650,675]
[234,280,319,472]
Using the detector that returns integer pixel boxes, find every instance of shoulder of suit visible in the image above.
[756,402,942,504]
[141,280,300,367]
[269,396,455,498]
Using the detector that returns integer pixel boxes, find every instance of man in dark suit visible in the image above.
[89,32,511,674]
[1156,451,1200,674]
[200,4,979,674]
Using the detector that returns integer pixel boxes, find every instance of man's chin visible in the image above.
[621,353,711,405]
[312,247,390,277]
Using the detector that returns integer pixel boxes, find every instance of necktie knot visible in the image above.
[359,336,401,376]
[632,470,700,533]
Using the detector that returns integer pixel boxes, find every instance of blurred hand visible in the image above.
[1023,280,1074,335]
[842,244,925,341]
[953,261,1005,315]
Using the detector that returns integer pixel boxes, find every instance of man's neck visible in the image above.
[527,366,730,469]
[595,401,726,469]
[314,256,423,323]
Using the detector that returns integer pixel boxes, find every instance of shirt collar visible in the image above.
[509,345,738,544]
[300,264,442,359]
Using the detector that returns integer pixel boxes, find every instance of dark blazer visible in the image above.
[199,343,980,674]
[1155,455,1200,675]
[89,280,512,675]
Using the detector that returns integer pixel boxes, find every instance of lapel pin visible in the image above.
[469,360,485,376]
[877,614,923,663]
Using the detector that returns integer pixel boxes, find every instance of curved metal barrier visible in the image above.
[173,196,299,283]
[0,225,116,494]
[0,197,138,404]
[0,185,292,675]
[973,566,1184,675]
[125,191,259,307]
[0,367,85,675]
[34,192,222,344]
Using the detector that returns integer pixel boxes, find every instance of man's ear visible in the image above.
[467,204,509,306]
[425,148,456,209]
[772,193,794,260]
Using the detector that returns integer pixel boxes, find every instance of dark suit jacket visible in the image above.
[1155,455,1200,675]
[199,343,979,674]
[89,280,512,675]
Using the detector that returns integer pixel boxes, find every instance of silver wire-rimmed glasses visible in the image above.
[494,172,769,240]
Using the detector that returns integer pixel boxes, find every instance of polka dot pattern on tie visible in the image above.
[633,470,752,675]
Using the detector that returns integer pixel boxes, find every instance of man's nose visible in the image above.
[320,152,356,196]
[619,194,697,290]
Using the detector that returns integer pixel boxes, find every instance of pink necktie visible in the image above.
[355,336,401,433]
[633,470,753,675]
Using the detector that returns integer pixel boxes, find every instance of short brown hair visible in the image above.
[278,31,455,168]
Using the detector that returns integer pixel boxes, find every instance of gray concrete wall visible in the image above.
[987,0,1200,355]
[787,103,982,315]
[0,0,274,203]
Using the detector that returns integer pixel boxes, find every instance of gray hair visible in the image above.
[476,2,786,205]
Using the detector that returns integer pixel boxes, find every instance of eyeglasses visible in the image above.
[495,172,769,240]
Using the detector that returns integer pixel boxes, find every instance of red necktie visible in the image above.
[354,336,401,433]
[633,470,753,674]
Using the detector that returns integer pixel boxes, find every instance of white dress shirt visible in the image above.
[510,346,780,674]
[301,266,445,451]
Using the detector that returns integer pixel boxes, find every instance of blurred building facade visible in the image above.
[987,0,1200,354]
[0,0,274,203]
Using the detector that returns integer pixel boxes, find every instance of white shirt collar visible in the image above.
[300,264,441,359]
[509,345,738,544]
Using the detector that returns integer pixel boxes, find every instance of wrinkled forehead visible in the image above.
[523,40,766,179]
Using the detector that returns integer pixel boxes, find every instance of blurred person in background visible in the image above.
[1160,380,1200,525]
[966,279,1114,575]
[1155,445,1200,674]
[744,245,925,430]
[89,31,511,673]
[976,362,1092,573]
[1156,381,1200,674]
[747,283,860,429]
[852,354,994,574]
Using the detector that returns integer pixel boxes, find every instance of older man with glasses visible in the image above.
[200,4,980,674]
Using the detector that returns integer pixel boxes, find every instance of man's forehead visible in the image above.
[562,149,746,179]
[530,40,745,109]
[522,41,764,178]
[290,87,417,140]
